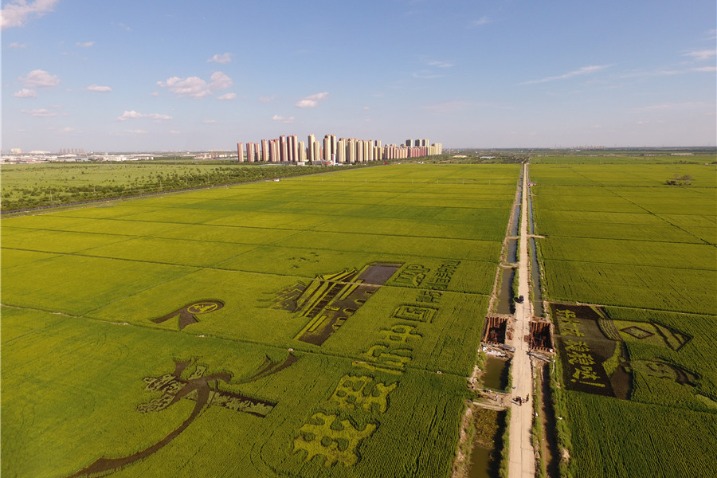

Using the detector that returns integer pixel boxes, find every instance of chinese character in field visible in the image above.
[571,365,605,387]
[329,375,397,414]
[352,344,412,375]
[560,323,584,337]
[563,339,590,353]
[391,304,437,323]
[294,413,377,467]
[378,324,421,344]
[416,290,443,304]
[393,264,431,287]
[567,351,595,366]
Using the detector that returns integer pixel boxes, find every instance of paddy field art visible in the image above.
[529,158,717,477]
[2,156,716,478]
[1,163,520,477]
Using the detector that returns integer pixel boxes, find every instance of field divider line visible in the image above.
[535,232,708,246]
[1,243,504,276]
[2,246,497,300]
[542,299,717,319]
[540,257,716,272]
[568,167,713,247]
[5,217,511,244]
[3,224,156,240]
[0,302,474,379]
[601,305,717,318]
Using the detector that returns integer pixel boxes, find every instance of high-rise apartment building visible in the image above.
[323,135,331,162]
[269,139,279,162]
[237,134,440,164]
[337,138,346,163]
[298,141,307,162]
[279,136,288,162]
[290,135,299,162]
[261,139,269,163]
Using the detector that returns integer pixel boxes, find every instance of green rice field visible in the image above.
[1,164,520,478]
[531,160,717,477]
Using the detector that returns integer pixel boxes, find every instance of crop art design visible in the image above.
[151,299,224,330]
[293,324,421,468]
[69,354,297,477]
[293,261,461,468]
[550,303,700,400]
[276,262,402,345]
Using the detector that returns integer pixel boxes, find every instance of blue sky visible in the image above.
[2,0,715,151]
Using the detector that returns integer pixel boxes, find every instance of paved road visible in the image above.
[508,163,536,478]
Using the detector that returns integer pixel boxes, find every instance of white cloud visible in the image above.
[76,41,95,48]
[21,69,60,87]
[14,88,37,98]
[203,119,217,124]
[217,92,236,101]
[295,91,329,108]
[158,76,211,98]
[684,49,716,61]
[87,84,112,92]
[471,16,492,27]
[522,65,610,85]
[9,41,26,48]
[157,71,233,98]
[272,114,295,123]
[258,95,276,103]
[117,110,172,121]
[1,0,59,29]
[209,71,232,90]
[208,52,232,64]
[23,108,57,117]
[125,129,148,135]
[621,65,716,79]
[426,59,454,68]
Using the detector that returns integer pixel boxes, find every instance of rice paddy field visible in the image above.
[530,158,717,477]
[1,163,520,478]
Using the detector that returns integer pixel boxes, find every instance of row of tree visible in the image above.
[1,164,346,212]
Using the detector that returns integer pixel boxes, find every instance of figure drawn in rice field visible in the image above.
[151,299,224,330]
[68,354,297,477]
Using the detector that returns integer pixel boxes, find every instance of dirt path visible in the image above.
[507,163,536,478]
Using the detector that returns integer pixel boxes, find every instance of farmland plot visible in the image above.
[1,163,519,477]
[531,162,717,477]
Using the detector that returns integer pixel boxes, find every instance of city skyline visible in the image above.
[2,0,715,152]
[238,134,442,164]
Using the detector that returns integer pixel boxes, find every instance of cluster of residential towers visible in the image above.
[237,135,442,164]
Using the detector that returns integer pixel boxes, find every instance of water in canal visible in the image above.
[482,356,510,391]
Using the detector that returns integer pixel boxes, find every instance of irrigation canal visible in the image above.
[506,163,537,478]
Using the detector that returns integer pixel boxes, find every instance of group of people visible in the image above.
[513,394,530,406]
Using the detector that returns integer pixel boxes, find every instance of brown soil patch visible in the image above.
[288,262,402,345]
